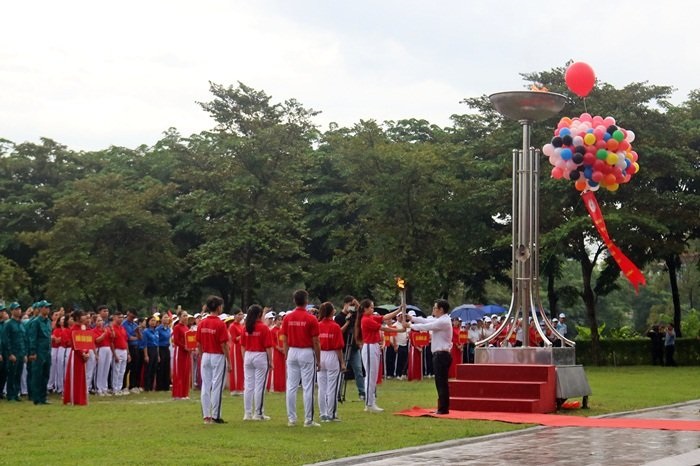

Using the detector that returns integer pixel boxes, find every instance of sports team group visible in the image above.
[0,291,569,426]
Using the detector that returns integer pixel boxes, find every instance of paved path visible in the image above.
[310,400,700,466]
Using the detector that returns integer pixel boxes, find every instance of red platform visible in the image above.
[449,364,556,413]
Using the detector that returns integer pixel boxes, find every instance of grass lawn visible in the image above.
[2,366,698,465]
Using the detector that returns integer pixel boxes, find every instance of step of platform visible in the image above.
[455,363,553,382]
[449,364,556,413]
[449,380,546,399]
[450,396,544,413]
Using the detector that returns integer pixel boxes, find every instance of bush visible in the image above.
[575,338,700,366]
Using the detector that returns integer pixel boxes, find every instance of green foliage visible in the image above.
[576,338,700,366]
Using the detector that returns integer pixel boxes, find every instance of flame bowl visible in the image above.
[489,91,567,122]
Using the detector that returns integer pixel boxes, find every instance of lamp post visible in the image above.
[483,90,571,348]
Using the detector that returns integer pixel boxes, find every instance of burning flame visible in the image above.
[396,277,405,289]
[530,83,549,92]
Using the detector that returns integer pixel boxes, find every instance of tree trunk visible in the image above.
[666,254,683,337]
[579,248,600,365]
[546,268,558,318]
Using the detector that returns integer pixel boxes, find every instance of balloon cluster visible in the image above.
[543,113,639,192]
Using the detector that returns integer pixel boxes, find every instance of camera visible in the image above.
[348,306,356,312]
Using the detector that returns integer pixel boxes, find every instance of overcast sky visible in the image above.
[2,0,698,151]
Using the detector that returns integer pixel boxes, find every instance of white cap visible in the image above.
[408,310,417,317]
[218,313,229,321]
[552,318,559,323]
[470,320,477,325]
[559,313,566,319]
[484,317,492,323]
[264,311,276,319]
[194,313,202,319]
[278,311,286,317]
[491,314,498,319]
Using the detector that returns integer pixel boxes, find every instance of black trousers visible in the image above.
[156,346,171,391]
[665,345,676,367]
[144,347,158,391]
[432,350,452,413]
[385,346,397,377]
[127,345,143,389]
[396,345,408,377]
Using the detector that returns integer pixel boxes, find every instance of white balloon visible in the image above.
[626,130,635,143]
[543,143,555,157]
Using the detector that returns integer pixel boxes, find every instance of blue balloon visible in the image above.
[587,128,594,133]
[559,128,571,137]
[588,181,599,187]
[584,167,593,179]
[603,133,611,141]
[561,148,573,160]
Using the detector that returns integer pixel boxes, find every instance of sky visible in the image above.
[2,0,699,151]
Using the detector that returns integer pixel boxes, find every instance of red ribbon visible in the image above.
[581,191,646,293]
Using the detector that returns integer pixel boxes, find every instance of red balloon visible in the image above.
[565,62,596,98]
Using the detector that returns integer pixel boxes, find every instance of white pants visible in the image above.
[48,347,60,390]
[361,343,381,407]
[96,347,112,394]
[286,347,316,423]
[200,353,226,420]
[112,349,128,392]
[85,350,96,391]
[56,347,68,393]
[244,351,269,417]
[318,350,341,419]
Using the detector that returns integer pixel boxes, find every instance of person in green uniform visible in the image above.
[24,303,38,400]
[0,304,7,399]
[27,300,53,405]
[3,302,26,401]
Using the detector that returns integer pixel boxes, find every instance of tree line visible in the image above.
[1,66,698,363]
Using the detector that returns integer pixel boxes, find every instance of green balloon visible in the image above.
[613,130,624,142]
[596,149,608,160]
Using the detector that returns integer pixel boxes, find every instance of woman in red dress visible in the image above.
[449,318,462,378]
[171,310,193,400]
[63,310,89,406]
[228,311,244,396]
[267,314,286,392]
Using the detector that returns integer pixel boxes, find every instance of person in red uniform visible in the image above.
[449,317,462,378]
[268,313,286,392]
[49,315,65,394]
[172,310,193,400]
[197,296,231,424]
[228,310,244,396]
[281,289,321,427]
[63,310,89,406]
[59,316,73,394]
[317,302,345,422]
[111,312,130,396]
[93,315,112,396]
[354,300,404,413]
[241,304,273,421]
[407,327,428,381]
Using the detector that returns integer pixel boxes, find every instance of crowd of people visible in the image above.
[1,293,586,424]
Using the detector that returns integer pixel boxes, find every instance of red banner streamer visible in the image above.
[581,191,646,292]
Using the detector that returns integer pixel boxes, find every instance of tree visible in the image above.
[21,173,180,310]
[180,82,318,310]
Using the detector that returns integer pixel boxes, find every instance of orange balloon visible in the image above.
[575,179,587,191]
[606,139,619,151]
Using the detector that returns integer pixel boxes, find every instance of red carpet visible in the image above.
[397,407,700,431]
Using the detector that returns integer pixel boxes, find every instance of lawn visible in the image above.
[2,366,697,465]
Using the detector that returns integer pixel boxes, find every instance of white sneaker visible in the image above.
[253,414,271,421]
[366,404,384,413]
[130,387,139,394]
[243,414,253,421]
[121,389,130,396]
[304,420,321,427]
[287,420,297,427]
[114,391,123,397]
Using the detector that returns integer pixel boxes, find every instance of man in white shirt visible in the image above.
[404,299,452,414]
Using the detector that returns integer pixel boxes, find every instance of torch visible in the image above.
[396,277,406,322]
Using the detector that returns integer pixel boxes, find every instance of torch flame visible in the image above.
[530,83,549,92]
[396,277,405,289]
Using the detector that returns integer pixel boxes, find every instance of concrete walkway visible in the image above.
[310,400,700,466]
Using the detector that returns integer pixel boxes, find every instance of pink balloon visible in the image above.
[603,116,616,126]
[580,113,593,122]
[592,171,604,182]
[551,167,564,179]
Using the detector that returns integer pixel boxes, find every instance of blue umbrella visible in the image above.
[480,304,507,315]
[450,304,487,322]
[375,304,426,317]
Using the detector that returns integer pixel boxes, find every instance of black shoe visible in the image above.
[213,418,227,424]
[433,410,449,415]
